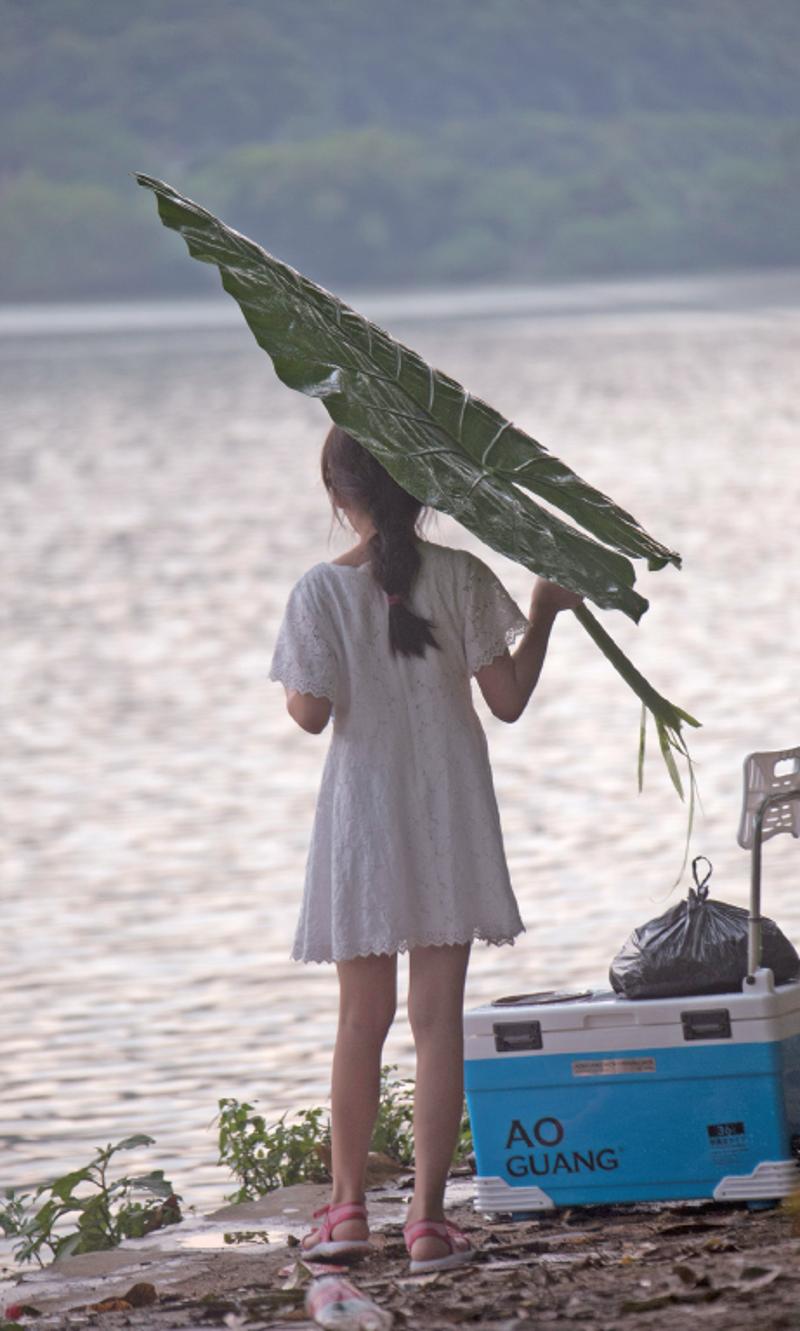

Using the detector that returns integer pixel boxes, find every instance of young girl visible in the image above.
[269,426,580,1273]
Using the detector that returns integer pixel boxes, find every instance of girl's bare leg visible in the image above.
[406,942,471,1261]
[327,951,397,1240]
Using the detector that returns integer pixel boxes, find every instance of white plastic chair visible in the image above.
[737,746,800,980]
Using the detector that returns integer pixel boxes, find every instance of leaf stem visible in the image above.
[573,603,700,734]
[572,603,700,868]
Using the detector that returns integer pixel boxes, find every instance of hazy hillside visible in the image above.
[2,0,799,300]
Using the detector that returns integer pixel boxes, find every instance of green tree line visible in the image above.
[2,0,799,300]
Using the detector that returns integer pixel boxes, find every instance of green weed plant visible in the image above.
[0,1135,181,1267]
[217,1066,473,1201]
[369,1065,415,1165]
[216,1100,331,1204]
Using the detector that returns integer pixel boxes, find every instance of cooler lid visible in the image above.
[464,977,800,1039]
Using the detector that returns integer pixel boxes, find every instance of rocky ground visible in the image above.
[3,1178,799,1331]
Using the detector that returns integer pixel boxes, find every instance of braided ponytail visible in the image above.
[321,427,439,659]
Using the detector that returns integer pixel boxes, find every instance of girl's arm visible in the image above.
[475,579,582,723]
[286,688,332,734]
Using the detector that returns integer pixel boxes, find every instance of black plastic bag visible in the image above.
[609,857,800,999]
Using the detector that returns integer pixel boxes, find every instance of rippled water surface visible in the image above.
[2,272,799,1229]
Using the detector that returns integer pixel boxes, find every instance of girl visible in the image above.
[269,426,580,1273]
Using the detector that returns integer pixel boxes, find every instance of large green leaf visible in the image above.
[135,174,680,623]
[135,174,699,818]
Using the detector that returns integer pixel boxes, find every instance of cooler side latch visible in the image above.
[493,1021,543,1052]
[681,1008,732,1041]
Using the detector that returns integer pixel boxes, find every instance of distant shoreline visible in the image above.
[2,267,800,341]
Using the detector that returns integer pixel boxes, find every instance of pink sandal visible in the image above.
[301,1201,372,1261]
[403,1219,474,1274]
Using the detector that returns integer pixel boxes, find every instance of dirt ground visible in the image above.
[4,1186,799,1331]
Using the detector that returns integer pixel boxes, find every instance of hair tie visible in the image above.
[387,594,403,606]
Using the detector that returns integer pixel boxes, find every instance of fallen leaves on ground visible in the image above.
[8,1196,800,1331]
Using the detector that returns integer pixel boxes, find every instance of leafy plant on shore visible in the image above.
[370,1064,474,1165]
[217,1065,468,1200]
[0,1135,181,1267]
[216,1100,331,1203]
[369,1065,415,1165]
[455,1105,475,1165]
[136,176,700,810]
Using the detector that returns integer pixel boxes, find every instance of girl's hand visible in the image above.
[529,578,583,618]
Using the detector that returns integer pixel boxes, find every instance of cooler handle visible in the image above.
[492,1021,543,1053]
[681,1008,732,1041]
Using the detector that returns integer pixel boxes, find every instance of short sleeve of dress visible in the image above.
[269,571,338,702]
[462,553,529,676]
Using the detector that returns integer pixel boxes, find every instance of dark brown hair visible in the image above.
[321,426,439,659]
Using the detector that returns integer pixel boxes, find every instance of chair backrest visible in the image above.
[737,745,800,849]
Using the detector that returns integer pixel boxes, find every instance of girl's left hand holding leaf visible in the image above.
[529,578,584,618]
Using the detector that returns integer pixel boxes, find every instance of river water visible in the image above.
[2,271,799,1231]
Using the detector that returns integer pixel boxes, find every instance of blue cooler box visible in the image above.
[464,972,800,1212]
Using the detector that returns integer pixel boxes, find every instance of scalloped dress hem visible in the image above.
[292,924,526,965]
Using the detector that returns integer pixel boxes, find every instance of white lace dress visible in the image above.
[269,539,529,963]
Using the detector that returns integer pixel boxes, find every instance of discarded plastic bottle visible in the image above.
[306,1275,393,1331]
